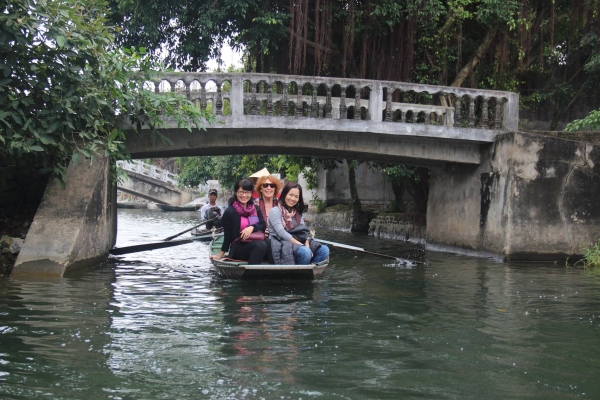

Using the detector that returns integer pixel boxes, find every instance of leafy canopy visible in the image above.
[176,154,339,193]
[0,0,213,186]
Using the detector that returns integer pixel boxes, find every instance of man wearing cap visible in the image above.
[200,189,225,229]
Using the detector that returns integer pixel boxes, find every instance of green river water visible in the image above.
[1,208,600,399]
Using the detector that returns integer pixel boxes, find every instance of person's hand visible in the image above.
[305,241,313,257]
[239,226,254,240]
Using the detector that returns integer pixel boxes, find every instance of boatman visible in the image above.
[200,189,225,229]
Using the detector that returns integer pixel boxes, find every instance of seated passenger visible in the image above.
[249,168,271,199]
[254,174,282,232]
[268,182,330,265]
[210,179,267,264]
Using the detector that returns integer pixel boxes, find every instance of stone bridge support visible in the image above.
[427,132,600,260]
[12,155,117,276]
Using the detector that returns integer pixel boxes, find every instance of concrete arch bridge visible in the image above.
[126,72,519,169]
[13,73,600,276]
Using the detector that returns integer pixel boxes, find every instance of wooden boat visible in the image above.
[209,236,328,280]
[156,204,199,211]
[191,227,224,242]
[117,202,146,209]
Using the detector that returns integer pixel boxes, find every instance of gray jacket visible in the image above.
[269,220,322,265]
[268,206,303,242]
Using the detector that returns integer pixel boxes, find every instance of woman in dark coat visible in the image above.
[210,179,267,264]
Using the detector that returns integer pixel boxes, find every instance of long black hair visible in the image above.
[279,182,305,214]
[228,179,256,206]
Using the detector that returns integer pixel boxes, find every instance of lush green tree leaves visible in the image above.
[1,0,213,186]
[565,110,600,131]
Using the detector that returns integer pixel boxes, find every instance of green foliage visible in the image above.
[379,165,418,181]
[110,0,288,72]
[1,0,213,186]
[176,157,215,189]
[176,155,240,190]
[175,154,340,195]
[310,195,327,213]
[576,240,600,269]
[565,110,600,131]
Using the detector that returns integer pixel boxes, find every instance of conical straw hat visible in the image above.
[249,168,270,178]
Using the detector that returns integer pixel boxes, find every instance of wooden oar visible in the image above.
[163,216,219,241]
[315,238,400,261]
[109,238,194,256]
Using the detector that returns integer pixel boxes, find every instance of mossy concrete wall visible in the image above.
[368,213,425,244]
[305,211,352,232]
[427,131,600,261]
[12,156,117,276]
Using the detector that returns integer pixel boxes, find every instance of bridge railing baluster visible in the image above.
[149,72,518,132]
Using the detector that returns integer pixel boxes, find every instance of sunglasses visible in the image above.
[262,183,276,188]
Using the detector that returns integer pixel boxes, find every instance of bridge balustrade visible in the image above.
[153,73,518,132]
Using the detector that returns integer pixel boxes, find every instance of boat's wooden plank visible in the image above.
[242,265,316,270]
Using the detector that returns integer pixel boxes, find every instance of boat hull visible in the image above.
[157,204,199,211]
[209,237,328,280]
[210,258,328,280]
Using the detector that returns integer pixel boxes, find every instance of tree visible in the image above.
[109,0,289,73]
[1,0,213,186]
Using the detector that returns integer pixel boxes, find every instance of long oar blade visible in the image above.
[163,216,219,241]
[315,238,399,260]
[110,239,194,256]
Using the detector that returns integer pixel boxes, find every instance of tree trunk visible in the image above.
[348,162,362,213]
[451,24,498,88]
[347,160,370,232]
[406,167,429,227]
[390,179,405,212]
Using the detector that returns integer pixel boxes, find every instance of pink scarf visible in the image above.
[232,200,259,225]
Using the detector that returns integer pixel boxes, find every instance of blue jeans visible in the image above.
[295,244,330,265]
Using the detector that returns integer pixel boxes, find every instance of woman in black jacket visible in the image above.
[210,179,267,264]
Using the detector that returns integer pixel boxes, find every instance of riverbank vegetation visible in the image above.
[578,240,600,269]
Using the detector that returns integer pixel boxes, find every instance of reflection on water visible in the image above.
[1,208,599,399]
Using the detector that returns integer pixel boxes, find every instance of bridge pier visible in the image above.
[12,155,117,276]
[427,132,600,261]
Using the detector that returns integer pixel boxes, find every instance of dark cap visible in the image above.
[208,188,218,195]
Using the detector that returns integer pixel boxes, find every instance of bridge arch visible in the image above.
[124,72,519,169]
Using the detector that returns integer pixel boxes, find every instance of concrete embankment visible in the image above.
[307,211,425,244]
